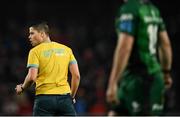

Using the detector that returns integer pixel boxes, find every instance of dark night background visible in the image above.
[0,0,179,115]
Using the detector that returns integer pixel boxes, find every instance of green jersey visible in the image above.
[115,0,166,75]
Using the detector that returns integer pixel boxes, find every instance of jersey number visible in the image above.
[147,25,158,54]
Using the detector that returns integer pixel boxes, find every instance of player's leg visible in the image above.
[123,73,144,115]
[122,73,164,116]
[115,72,145,116]
[107,103,129,116]
[149,73,165,115]
[107,74,130,116]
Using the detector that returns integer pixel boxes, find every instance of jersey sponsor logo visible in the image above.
[152,104,163,111]
[132,101,141,113]
[120,14,133,21]
[43,48,65,57]
[144,16,162,23]
[55,53,64,56]
[44,49,53,57]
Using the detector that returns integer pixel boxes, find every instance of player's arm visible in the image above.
[109,33,134,85]
[158,31,172,72]
[15,67,38,95]
[69,63,80,99]
[106,32,134,103]
[158,31,173,89]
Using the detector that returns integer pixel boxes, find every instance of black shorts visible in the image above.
[33,94,76,116]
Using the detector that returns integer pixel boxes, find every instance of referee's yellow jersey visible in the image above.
[27,42,77,95]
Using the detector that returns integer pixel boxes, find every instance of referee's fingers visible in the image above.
[72,98,76,104]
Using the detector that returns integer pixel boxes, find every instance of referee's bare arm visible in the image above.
[22,67,38,89]
[15,67,37,94]
[69,63,80,99]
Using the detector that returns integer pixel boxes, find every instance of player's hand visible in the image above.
[106,83,119,104]
[164,73,173,89]
[15,84,24,95]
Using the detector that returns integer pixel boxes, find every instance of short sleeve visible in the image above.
[69,49,77,65]
[115,6,138,36]
[158,17,166,32]
[27,49,39,68]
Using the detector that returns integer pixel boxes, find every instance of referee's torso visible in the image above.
[27,41,77,95]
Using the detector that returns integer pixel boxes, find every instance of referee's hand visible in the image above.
[72,98,76,104]
[15,84,23,95]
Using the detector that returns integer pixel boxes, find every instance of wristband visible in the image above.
[21,84,24,92]
[162,69,171,74]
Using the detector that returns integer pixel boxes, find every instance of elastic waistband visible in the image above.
[36,93,70,97]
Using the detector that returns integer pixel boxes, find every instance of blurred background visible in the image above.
[0,0,179,115]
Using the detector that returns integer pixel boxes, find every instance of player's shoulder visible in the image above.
[119,0,140,15]
[150,3,160,14]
